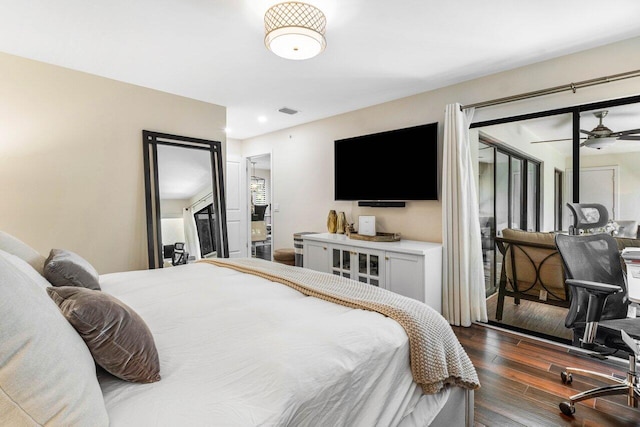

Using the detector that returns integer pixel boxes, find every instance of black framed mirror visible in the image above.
[143,130,229,269]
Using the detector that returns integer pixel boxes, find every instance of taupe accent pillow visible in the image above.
[47,286,161,383]
[44,248,101,290]
[0,255,108,426]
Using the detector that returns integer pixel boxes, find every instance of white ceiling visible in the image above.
[157,144,212,200]
[1,1,640,140]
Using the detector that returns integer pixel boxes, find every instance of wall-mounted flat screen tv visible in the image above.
[334,122,438,201]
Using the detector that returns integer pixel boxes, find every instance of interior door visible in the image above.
[226,155,246,257]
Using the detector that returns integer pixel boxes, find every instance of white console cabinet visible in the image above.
[302,233,443,313]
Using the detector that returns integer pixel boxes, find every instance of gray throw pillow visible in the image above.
[47,286,161,384]
[44,248,101,290]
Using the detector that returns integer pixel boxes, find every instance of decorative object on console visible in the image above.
[336,211,346,234]
[349,232,401,242]
[346,223,355,236]
[264,2,327,61]
[358,215,376,236]
[327,210,337,233]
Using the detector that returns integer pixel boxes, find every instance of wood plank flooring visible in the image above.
[485,294,572,342]
[452,323,640,426]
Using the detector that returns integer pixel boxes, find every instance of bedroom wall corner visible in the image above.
[0,52,226,274]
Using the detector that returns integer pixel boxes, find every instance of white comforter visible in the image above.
[99,262,447,426]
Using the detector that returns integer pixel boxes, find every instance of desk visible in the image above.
[623,248,640,303]
[627,264,640,303]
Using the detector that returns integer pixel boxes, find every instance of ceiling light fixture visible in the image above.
[583,137,617,149]
[264,2,327,60]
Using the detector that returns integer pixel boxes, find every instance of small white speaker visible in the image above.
[358,216,376,236]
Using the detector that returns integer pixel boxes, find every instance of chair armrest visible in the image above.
[565,279,622,296]
[565,280,622,344]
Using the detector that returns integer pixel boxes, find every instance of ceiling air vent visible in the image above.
[278,107,299,115]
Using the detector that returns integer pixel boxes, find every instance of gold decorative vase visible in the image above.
[327,210,337,233]
[336,212,346,234]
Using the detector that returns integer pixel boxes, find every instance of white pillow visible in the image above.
[0,231,46,276]
[0,249,51,290]
[0,255,109,426]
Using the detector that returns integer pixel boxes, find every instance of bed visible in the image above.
[0,231,479,426]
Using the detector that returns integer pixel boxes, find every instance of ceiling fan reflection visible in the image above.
[530,110,640,149]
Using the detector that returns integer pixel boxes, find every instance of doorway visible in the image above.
[247,153,272,260]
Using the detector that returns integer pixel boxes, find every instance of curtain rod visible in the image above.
[460,69,640,111]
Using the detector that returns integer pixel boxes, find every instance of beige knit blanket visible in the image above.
[199,258,480,394]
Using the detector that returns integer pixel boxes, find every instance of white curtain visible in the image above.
[441,103,488,326]
[183,207,202,261]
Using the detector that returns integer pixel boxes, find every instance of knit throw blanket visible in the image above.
[199,258,480,394]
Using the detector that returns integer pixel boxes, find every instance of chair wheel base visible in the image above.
[559,401,575,416]
[558,402,576,417]
[561,371,573,384]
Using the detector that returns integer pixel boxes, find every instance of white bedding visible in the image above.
[99,262,450,426]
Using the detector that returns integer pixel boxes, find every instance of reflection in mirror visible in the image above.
[472,111,575,344]
[143,131,228,269]
[471,96,640,346]
[577,103,640,239]
[157,144,214,265]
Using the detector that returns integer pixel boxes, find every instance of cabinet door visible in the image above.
[385,252,424,301]
[354,249,385,288]
[330,245,352,279]
[303,241,330,273]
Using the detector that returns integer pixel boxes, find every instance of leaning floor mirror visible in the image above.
[143,130,229,269]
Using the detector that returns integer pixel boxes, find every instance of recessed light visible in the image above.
[224,127,231,133]
[258,116,268,123]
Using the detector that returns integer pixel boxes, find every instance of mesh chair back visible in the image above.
[566,203,609,234]
[555,233,628,328]
[252,204,268,221]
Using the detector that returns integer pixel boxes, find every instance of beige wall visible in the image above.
[0,52,226,273]
[241,37,640,250]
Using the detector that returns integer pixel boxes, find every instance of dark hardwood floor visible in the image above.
[452,323,640,426]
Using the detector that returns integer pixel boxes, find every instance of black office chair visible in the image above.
[554,232,640,416]
[172,242,188,266]
[252,204,268,221]
[566,202,609,235]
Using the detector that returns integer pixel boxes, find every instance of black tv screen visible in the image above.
[334,122,438,201]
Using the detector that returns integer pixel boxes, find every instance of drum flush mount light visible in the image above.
[264,2,327,60]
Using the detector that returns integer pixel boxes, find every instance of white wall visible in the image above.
[0,52,226,273]
[161,218,185,246]
[580,152,640,221]
[241,37,640,250]
[161,199,190,219]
